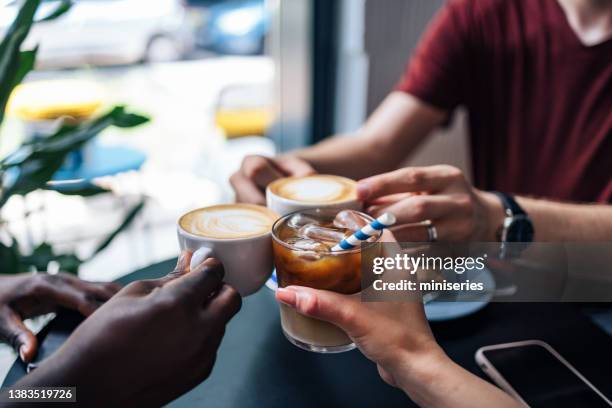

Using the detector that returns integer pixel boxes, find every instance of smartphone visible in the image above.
[475,340,611,407]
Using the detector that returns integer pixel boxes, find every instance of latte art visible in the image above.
[269,175,357,203]
[179,204,277,239]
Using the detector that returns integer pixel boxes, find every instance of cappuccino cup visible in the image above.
[177,204,278,296]
[266,174,361,216]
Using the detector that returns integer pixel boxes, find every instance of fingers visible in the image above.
[357,165,464,201]
[164,258,224,305]
[276,286,364,336]
[56,273,121,302]
[231,155,315,204]
[202,284,242,324]
[275,156,316,177]
[242,155,285,188]
[230,171,266,205]
[119,279,163,296]
[368,194,469,225]
[367,192,416,207]
[230,155,284,204]
[389,223,430,242]
[32,275,103,316]
[163,251,193,281]
[0,307,38,363]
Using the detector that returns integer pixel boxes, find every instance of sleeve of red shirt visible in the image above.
[396,0,475,111]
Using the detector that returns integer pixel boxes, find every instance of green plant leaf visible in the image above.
[0,0,41,125]
[43,182,111,196]
[36,0,73,23]
[19,242,82,274]
[52,253,81,275]
[12,47,38,92]
[0,107,149,206]
[0,239,20,274]
[19,242,54,271]
[89,199,145,259]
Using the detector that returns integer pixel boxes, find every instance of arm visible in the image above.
[515,196,612,241]
[231,0,473,204]
[0,273,120,363]
[2,253,241,406]
[294,92,446,178]
[275,230,520,408]
[230,92,446,204]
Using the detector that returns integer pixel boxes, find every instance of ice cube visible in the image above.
[287,213,319,229]
[285,237,330,252]
[298,224,346,243]
[333,210,369,231]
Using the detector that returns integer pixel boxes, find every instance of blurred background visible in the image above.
[1,0,465,282]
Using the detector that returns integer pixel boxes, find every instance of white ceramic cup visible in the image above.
[177,205,277,296]
[266,175,361,216]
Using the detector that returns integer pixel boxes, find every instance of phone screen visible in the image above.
[482,344,610,408]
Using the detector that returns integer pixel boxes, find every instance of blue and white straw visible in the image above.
[331,212,396,251]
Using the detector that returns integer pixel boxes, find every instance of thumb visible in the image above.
[275,286,364,336]
[0,308,38,363]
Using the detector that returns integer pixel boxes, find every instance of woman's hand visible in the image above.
[277,284,441,385]
[358,165,504,242]
[11,252,242,407]
[0,272,120,363]
[230,155,315,204]
[275,232,520,407]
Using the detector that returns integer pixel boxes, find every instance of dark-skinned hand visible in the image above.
[0,272,120,363]
[7,252,241,407]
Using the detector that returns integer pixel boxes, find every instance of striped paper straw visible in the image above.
[331,212,396,251]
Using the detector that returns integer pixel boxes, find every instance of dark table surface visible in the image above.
[4,259,612,407]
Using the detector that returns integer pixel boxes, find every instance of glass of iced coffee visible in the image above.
[271,208,381,353]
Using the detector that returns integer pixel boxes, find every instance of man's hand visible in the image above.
[230,155,315,204]
[12,253,242,406]
[358,165,504,241]
[0,273,120,363]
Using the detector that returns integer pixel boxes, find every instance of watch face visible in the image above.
[506,216,534,242]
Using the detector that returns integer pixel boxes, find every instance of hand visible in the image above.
[358,165,504,241]
[230,155,315,204]
[275,232,440,390]
[274,232,520,407]
[0,273,120,363]
[13,253,242,407]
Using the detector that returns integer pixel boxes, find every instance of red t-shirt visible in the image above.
[397,0,611,203]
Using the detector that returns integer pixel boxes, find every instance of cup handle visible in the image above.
[190,247,214,272]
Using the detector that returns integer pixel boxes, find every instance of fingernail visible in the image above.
[19,345,26,362]
[190,247,213,272]
[357,182,371,200]
[275,287,297,307]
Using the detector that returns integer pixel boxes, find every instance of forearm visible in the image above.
[516,197,612,241]
[288,92,446,179]
[393,349,520,408]
[291,133,399,179]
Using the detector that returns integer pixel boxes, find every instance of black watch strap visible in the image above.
[492,192,525,216]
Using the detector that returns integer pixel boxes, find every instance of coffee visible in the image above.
[267,175,360,216]
[272,208,380,353]
[179,204,277,240]
[268,175,356,203]
[177,204,278,296]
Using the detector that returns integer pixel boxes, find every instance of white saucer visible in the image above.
[424,267,495,322]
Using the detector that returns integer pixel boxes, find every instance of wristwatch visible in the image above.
[493,192,534,243]
[493,192,534,259]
